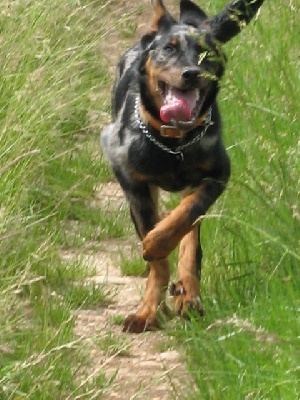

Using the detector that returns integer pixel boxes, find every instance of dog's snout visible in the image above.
[182,67,200,82]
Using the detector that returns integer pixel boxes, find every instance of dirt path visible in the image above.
[71,3,190,396]
[71,183,189,399]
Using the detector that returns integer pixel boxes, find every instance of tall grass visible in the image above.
[1,0,299,398]
[170,1,299,398]
[0,1,115,398]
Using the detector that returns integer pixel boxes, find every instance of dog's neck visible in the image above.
[136,96,212,139]
[134,96,213,161]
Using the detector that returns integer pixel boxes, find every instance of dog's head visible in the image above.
[139,0,264,132]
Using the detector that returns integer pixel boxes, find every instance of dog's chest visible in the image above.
[128,143,211,192]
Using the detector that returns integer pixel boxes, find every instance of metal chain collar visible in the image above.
[134,96,213,161]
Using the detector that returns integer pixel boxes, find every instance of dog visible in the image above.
[101,0,264,333]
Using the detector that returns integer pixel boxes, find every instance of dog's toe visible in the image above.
[175,296,204,318]
[171,281,204,318]
[122,314,160,333]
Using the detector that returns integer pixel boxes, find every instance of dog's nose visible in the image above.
[182,67,200,82]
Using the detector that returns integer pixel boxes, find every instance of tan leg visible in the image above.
[142,189,200,261]
[142,179,226,262]
[171,223,204,317]
[122,184,170,333]
[123,258,170,333]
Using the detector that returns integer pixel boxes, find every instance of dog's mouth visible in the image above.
[158,82,206,129]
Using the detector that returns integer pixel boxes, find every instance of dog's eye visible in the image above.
[163,43,176,54]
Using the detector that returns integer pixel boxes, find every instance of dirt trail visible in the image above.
[72,3,189,396]
[72,183,189,399]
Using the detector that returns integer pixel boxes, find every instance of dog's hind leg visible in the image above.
[170,222,204,318]
[120,181,170,333]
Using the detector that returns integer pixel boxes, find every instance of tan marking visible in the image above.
[183,157,215,172]
[174,223,203,316]
[178,224,199,279]
[143,186,206,261]
[123,184,171,333]
[128,168,156,183]
[150,0,166,32]
[144,57,164,110]
[171,37,179,47]
[123,258,170,333]
[158,66,183,89]
[144,58,183,101]
[140,104,162,131]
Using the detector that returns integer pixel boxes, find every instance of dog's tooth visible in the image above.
[165,87,173,102]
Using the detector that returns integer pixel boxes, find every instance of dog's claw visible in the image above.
[174,296,204,318]
[171,281,204,318]
[169,282,186,296]
[122,314,160,333]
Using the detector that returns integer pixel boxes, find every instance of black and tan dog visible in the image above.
[101,0,264,333]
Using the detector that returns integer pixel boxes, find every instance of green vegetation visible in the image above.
[0,0,299,399]
[0,0,118,398]
[96,332,130,357]
[120,254,146,276]
[169,1,300,398]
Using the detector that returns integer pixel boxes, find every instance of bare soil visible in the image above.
[72,183,190,399]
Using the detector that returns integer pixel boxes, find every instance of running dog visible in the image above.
[101,0,265,333]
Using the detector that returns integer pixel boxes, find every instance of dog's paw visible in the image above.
[170,281,204,318]
[122,313,160,333]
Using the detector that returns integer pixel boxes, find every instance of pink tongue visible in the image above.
[159,88,198,124]
[160,99,191,123]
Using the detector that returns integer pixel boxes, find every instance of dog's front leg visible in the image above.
[142,179,226,318]
[121,182,170,333]
[123,258,170,333]
[143,178,226,262]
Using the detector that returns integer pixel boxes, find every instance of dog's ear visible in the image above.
[150,0,176,32]
[179,0,207,28]
[140,31,157,51]
[209,0,264,43]
[140,0,175,52]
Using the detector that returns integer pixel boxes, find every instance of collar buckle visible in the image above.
[160,125,184,138]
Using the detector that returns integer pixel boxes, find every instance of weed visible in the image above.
[108,315,125,326]
[120,254,146,277]
[0,0,121,397]
[96,332,131,357]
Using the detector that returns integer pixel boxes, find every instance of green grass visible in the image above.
[0,0,121,398]
[120,254,146,276]
[167,1,300,398]
[96,332,131,357]
[0,0,299,398]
